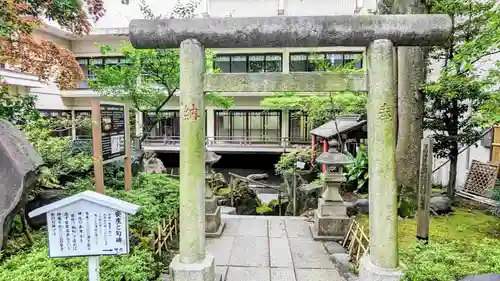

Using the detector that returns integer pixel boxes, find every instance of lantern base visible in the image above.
[206,206,225,238]
[310,209,350,241]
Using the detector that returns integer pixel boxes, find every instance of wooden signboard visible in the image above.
[91,99,133,193]
[417,138,433,242]
[28,191,140,281]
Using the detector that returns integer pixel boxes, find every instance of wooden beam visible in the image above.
[203,72,368,93]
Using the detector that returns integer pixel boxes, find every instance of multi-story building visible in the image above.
[19,0,372,154]
[2,0,494,186]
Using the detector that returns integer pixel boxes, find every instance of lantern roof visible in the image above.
[206,151,221,164]
[316,150,352,165]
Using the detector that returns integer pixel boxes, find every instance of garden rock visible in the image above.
[343,272,359,281]
[142,152,166,173]
[430,196,452,214]
[324,241,346,254]
[345,201,358,217]
[329,253,353,273]
[459,274,500,281]
[25,189,66,229]
[0,120,43,250]
[355,198,369,214]
[246,173,268,181]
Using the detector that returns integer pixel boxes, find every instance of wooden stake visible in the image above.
[91,99,105,194]
[124,104,133,191]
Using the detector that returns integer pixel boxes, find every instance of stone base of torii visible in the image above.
[129,15,452,281]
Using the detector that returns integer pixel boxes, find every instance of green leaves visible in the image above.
[262,91,367,128]
[344,144,369,193]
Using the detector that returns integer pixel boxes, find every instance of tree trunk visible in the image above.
[447,150,458,199]
[393,0,427,217]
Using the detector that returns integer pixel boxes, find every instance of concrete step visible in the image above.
[221,206,237,215]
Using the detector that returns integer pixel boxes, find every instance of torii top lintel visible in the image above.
[129,15,452,49]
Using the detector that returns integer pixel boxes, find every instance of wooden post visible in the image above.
[417,138,433,242]
[311,134,316,164]
[322,139,328,173]
[124,104,133,191]
[88,256,100,281]
[490,126,500,165]
[91,99,105,194]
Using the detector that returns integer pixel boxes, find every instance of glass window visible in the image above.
[307,53,325,71]
[326,53,343,67]
[230,55,247,73]
[290,54,307,72]
[289,110,311,143]
[265,55,282,72]
[214,56,230,73]
[249,112,263,138]
[232,111,246,137]
[344,53,363,69]
[249,55,265,72]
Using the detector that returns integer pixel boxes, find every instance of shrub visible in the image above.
[0,172,182,281]
[275,148,316,175]
[402,238,500,281]
[0,238,159,281]
[67,172,180,235]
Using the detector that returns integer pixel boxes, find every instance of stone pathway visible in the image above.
[206,215,344,281]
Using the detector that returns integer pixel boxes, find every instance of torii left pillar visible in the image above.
[168,39,218,281]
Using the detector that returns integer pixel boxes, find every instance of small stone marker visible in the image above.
[0,120,43,250]
[417,138,433,241]
[28,191,140,281]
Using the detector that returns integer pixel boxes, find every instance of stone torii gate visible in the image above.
[129,15,451,281]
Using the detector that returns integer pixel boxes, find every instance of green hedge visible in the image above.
[0,172,180,281]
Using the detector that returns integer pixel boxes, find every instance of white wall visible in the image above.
[285,0,356,16]
[33,30,71,49]
[208,0,278,17]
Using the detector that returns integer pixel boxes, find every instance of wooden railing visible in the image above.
[153,211,179,256]
[142,135,310,148]
[342,219,369,265]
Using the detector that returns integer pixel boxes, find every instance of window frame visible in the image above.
[213,53,283,73]
[289,52,364,72]
[214,110,282,140]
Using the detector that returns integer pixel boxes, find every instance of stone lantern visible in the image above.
[204,151,225,237]
[310,140,352,241]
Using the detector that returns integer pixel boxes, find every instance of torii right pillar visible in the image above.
[359,38,402,281]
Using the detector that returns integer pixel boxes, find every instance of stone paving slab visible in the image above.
[270,238,293,267]
[209,216,342,281]
[226,266,270,281]
[295,268,344,281]
[289,238,335,269]
[271,268,297,281]
[229,236,269,267]
[285,219,313,238]
[268,219,287,238]
[236,218,268,237]
[207,236,234,266]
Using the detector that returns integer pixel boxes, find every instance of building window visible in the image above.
[143,111,181,138]
[143,110,207,138]
[214,54,283,73]
[76,57,129,89]
[39,109,72,137]
[289,110,311,144]
[214,110,282,141]
[75,110,91,137]
[289,52,363,72]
